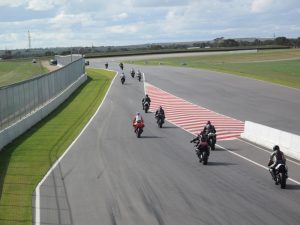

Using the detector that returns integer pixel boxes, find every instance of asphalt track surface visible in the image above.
[35,57,300,225]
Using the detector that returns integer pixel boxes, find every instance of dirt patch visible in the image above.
[41,60,59,72]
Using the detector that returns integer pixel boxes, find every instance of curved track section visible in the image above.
[34,60,300,225]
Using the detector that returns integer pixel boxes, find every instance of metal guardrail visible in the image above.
[0,58,85,131]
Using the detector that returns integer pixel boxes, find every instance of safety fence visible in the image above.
[0,58,85,132]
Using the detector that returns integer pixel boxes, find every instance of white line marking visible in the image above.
[237,138,300,166]
[35,70,118,225]
[143,79,300,186]
[217,144,300,185]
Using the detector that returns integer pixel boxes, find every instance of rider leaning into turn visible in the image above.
[268,145,287,179]
[142,94,151,109]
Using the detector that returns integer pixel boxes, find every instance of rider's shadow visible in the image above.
[286,184,300,190]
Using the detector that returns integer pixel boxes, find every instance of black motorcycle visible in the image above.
[143,102,149,113]
[105,63,108,69]
[269,163,288,189]
[191,140,210,165]
[207,132,216,150]
[119,63,124,70]
[121,76,125,85]
[156,114,165,128]
[131,70,135,78]
[137,73,142,82]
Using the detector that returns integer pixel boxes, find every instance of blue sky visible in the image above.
[0,0,299,49]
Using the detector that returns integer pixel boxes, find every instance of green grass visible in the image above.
[129,49,300,89]
[0,59,49,87]
[0,68,115,225]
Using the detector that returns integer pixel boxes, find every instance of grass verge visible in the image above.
[0,59,49,87]
[0,68,115,225]
[128,49,300,89]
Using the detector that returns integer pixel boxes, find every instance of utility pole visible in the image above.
[28,30,31,50]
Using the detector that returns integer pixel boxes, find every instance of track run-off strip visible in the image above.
[145,83,244,140]
[144,81,300,185]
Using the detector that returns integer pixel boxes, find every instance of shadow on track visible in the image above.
[162,126,178,129]
[141,135,163,139]
[286,184,300,190]
[207,162,237,166]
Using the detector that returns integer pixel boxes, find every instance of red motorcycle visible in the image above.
[134,122,144,138]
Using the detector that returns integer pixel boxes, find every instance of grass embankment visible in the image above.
[0,68,115,225]
[129,49,300,89]
[0,59,49,87]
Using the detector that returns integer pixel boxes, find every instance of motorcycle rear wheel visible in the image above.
[280,172,286,189]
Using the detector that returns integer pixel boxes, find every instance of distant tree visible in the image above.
[2,50,12,59]
[220,39,239,47]
[149,45,163,50]
[45,51,55,56]
[262,39,275,45]
[61,50,71,55]
[293,37,300,47]
[275,37,290,46]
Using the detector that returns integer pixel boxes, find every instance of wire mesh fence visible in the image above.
[0,58,85,131]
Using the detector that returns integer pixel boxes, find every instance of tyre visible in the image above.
[211,143,215,150]
[203,152,208,165]
[280,173,286,189]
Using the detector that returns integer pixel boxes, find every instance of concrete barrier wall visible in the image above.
[55,54,83,66]
[0,74,87,150]
[241,121,300,161]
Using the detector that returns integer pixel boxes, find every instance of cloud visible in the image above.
[251,0,273,13]
[0,0,24,7]
[112,12,128,20]
[26,0,65,11]
[49,11,94,28]
[105,23,142,33]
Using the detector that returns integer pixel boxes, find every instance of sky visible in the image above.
[0,0,299,50]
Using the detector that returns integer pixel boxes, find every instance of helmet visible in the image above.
[136,112,140,115]
[273,145,280,151]
[159,106,162,109]
[146,94,148,97]
[207,121,211,125]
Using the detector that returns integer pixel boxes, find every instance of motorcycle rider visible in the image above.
[132,112,144,133]
[142,94,151,110]
[119,62,124,70]
[137,69,142,80]
[105,62,108,69]
[268,145,287,179]
[120,72,125,84]
[194,135,210,162]
[131,68,135,76]
[155,106,165,121]
[203,121,216,134]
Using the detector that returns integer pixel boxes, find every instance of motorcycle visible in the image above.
[191,140,210,165]
[156,114,165,128]
[131,70,135,78]
[134,122,144,138]
[269,163,288,189]
[119,63,124,70]
[207,132,216,150]
[105,63,108,69]
[121,76,125,85]
[137,72,142,82]
[143,102,149,113]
